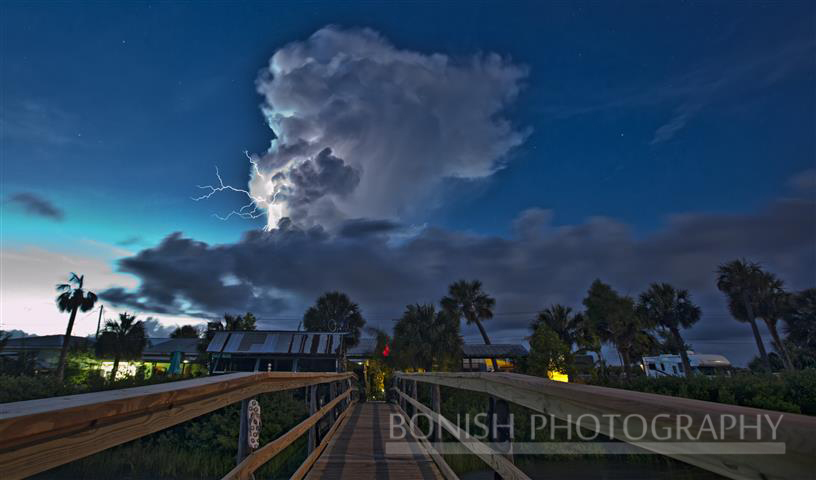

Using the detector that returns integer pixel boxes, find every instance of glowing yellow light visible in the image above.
[547,370,569,383]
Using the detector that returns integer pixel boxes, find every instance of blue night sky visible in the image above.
[2,1,815,365]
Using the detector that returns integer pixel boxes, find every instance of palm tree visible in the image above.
[96,313,147,382]
[784,288,816,368]
[171,325,200,339]
[582,279,643,377]
[392,304,462,371]
[531,304,579,348]
[754,273,794,371]
[637,283,701,377]
[441,280,498,370]
[55,273,98,381]
[303,292,366,347]
[716,259,771,372]
[223,312,257,331]
[571,311,604,375]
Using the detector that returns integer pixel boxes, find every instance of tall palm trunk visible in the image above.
[671,327,693,378]
[110,354,121,382]
[595,347,606,378]
[620,349,631,379]
[473,317,498,371]
[766,321,794,371]
[742,291,771,372]
[55,304,79,381]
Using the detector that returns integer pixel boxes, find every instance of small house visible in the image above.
[206,330,346,373]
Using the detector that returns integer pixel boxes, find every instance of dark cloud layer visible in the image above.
[102,195,816,364]
[6,192,64,221]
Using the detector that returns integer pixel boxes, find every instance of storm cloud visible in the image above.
[102,193,815,365]
[237,26,528,229]
[6,192,64,221]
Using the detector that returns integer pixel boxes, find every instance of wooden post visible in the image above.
[236,399,250,465]
[489,396,513,480]
[431,383,441,444]
[329,381,337,425]
[410,380,418,419]
[307,385,317,453]
[400,379,406,412]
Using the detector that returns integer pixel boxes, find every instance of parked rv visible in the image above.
[642,352,731,377]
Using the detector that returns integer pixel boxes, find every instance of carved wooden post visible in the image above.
[431,383,441,444]
[489,396,514,480]
[236,399,250,464]
[307,385,317,453]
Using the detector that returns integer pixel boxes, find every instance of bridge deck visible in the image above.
[305,402,444,480]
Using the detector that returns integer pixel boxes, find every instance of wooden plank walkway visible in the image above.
[305,402,445,480]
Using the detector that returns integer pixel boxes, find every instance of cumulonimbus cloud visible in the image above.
[234,26,529,229]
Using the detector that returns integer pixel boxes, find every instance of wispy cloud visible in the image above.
[789,168,816,191]
[5,192,64,221]
[117,235,144,247]
[538,39,815,145]
[0,100,84,146]
[650,104,702,144]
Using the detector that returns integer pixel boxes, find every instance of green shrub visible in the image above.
[592,369,816,415]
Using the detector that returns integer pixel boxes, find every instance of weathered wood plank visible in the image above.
[393,400,459,480]
[291,398,356,480]
[397,372,816,480]
[0,372,353,480]
[304,402,445,480]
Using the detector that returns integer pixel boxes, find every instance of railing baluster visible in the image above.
[489,396,513,480]
[329,381,338,425]
[236,398,250,465]
[307,385,318,454]
[431,383,441,444]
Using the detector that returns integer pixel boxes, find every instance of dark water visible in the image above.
[459,458,726,480]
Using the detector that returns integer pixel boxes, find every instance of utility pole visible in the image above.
[95,305,104,339]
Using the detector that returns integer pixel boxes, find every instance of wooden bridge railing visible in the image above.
[0,371,356,480]
[394,372,816,480]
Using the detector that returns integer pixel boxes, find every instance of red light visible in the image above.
[382,344,390,357]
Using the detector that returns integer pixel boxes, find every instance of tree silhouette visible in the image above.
[170,325,200,339]
[753,272,794,371]
[55,273,98,381]
[96,313,147,382]
[392,304,462,372]
[637,283,701,377]
[716,259,771,372]
[784,288,816,368]
[582,279,644,377]
[303,292,365,347]
[531,304,580,348]
[441,280,497,370]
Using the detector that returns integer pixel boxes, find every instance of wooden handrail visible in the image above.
[290,396,356,480]
[394,388,528,480]
[395,372,816,480]
[0,372,354,480]
[223,387,354,480]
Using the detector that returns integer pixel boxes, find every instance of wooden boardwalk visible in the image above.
[305,402,444,480]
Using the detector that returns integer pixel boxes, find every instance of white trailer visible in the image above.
[642,352,731,377]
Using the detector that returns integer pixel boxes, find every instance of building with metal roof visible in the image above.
[345,337,528,372]
[0,335,94,372]
[461,343,528,372]
[206,331,346,373]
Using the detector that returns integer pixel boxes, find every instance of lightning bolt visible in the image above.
[192,152,270,223]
